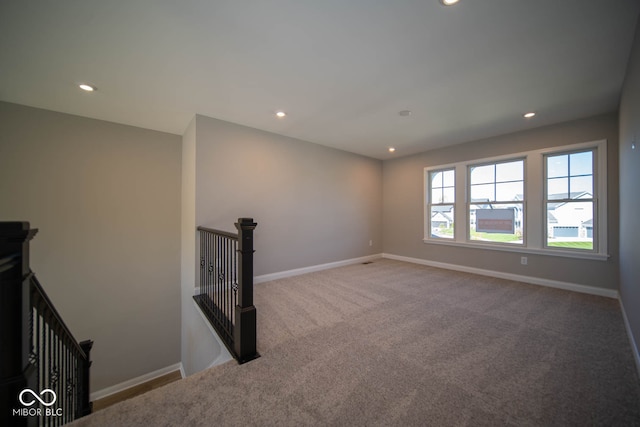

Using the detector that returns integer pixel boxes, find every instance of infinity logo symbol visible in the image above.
[19,389,57,407]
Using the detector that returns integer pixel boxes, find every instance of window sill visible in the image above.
[422,238,610,261]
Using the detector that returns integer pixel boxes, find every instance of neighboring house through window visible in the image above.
[424,140,607,260]
[468,159,524,245]
[427,168,455,239]
[545,149,596,250]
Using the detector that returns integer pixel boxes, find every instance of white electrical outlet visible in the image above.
[369,240,373,247]
[521,256,528,265]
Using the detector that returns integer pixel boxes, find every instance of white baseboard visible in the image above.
[254,254,382,284]
[90,362,184,402]
[382,253,619,299]
[620,299,640,378]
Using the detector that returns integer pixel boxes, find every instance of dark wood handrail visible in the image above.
[197,226,238,240]
[30,274,88,359]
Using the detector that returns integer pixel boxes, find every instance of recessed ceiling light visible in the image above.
[388,147,396,153]
[523,112,536,118]
[79,84,96,92]
[275,111,286,118]
[440,0,460,6]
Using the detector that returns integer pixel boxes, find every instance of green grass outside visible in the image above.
[547,241,593,250]
[432,228,522,243]
[470,230,521,243]
[433,227,593,249]
[434,227,454,237]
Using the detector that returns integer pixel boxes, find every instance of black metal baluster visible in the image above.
[70,349,76,422]
[221,235,225,325]
[210,233,215,318]
[56,332,61,426]
[233,239,237,326]
[214,233,218,320]
[232,238,235,331]
[74,350,79,420]
[205,231,209,307]
[207,232,211,313]
[46,325,51,427]
[225,236,230,335]
[229,236,232,332]
[221,235,225,327]
[233,239,237,327]
[202,231,206,302]
[45,316,50,426]
[75,350,80,419]
[215,233,220,321]
[211,231,214,308]
[223,234,227,329]
[53,331,57,427]
[64,340,68,426]
[206,230,209,301]
[207,231,212,304]
[52,331,57,427]
[199,230,204,302]
[56,337,60,426]
[39,310,45,420]
[204,231,208,302]
[225,234,229,329]
[63,345,68,425]
[55,330,60,427]
[231,239,234,326]
[35,308,41,392]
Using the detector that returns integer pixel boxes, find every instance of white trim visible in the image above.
[421,238,610,261]
[620,299,640,379]
[254,254,382,284]
[90,363,183,402]
[382,253,618,299]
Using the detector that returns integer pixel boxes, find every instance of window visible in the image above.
[427,169,455,239]
[545,149,595,251]
[423,140,607,260]
[469,159,524,245]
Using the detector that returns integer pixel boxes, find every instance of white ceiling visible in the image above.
[1,1,639,160]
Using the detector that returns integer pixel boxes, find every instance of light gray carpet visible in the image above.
[71,259,640,426]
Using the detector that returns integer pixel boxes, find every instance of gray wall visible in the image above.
[619,17,640,361]
[0,102,182,392]
[194,115,383,276]
[383,113,619,290]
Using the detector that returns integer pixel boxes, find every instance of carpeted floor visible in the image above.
[71,259,640,426]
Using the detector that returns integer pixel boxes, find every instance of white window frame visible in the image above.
[423,139,608,261]
[426,168,456,240]
[467,157,526,247]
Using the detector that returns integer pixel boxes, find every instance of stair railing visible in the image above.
[1,222,93,426]
[195,218,259,364]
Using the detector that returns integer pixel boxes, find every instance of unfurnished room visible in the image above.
[1,1,640,426]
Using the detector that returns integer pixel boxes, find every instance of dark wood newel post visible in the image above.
[0,222,38,427]
[234,218,259,363]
